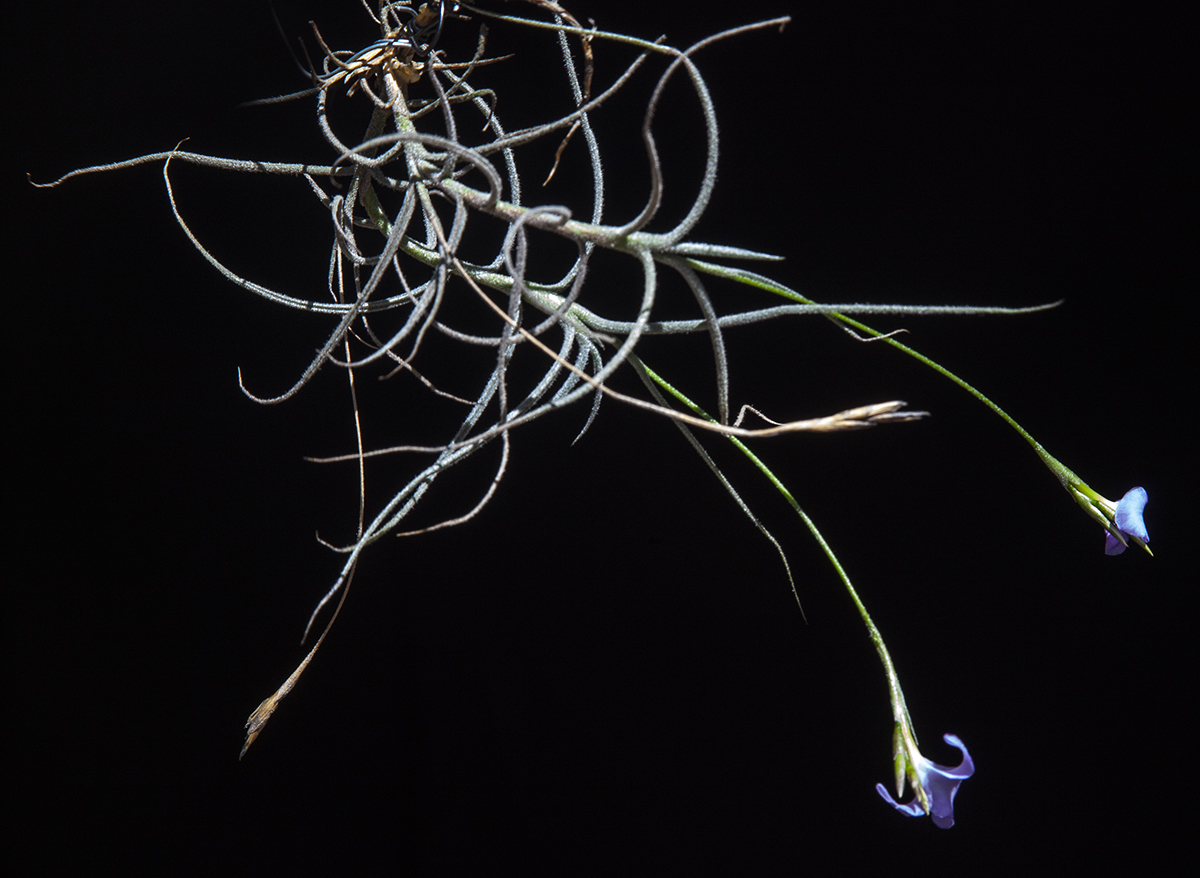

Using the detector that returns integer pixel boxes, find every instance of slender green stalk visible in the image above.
[633,356,930,810]
[685,260,1152,555]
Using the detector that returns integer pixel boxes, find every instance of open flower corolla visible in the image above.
[1103,486,1150,555]
[1027,445,1152,557]
[1061,473,1152,556]
[876,733,974,829]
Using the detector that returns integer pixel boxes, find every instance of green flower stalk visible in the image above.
[681,261,1155,558]
[634,358,973,828]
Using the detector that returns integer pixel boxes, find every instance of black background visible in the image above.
[11,1,1194,873]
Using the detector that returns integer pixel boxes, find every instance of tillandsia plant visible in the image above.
[33,1,1152,828]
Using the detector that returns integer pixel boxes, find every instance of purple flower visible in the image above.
[876,734,974,829]
[1104,487,1150,555]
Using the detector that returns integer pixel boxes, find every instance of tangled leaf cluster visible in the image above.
[42,5,1142,826]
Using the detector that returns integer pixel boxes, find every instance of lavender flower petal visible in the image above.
[1114,487,1149,544]
[1105,531,1127,555]
[875,782,926,817]
[924,734,974,828]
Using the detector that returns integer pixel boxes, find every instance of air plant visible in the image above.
[33,1,1151,826]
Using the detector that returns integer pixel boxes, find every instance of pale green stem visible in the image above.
[683,260,1083,490]
[633,357,922,787]
[680,260,1156,560]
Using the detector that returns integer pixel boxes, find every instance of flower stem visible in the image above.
[634,357,918,746]
[682,260,1082,491]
